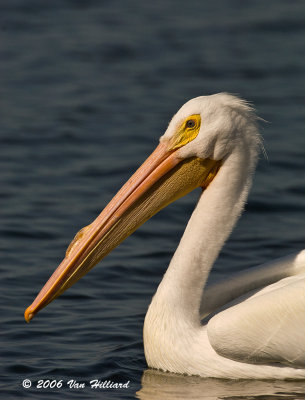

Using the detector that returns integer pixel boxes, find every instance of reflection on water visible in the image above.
[3,0,305,398]
[137,369,305,400]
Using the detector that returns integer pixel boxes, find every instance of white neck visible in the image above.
[147,143,258,326]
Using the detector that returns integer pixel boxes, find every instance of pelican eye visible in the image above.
[186,119,196,129]
[170,114,201,150]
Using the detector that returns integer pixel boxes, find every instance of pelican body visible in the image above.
[25,94,305,379]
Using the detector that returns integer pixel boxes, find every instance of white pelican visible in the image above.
[25,93,305,379]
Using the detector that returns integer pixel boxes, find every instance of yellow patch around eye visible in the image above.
[171,114,201,150]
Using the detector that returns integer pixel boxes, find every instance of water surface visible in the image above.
[1,0,305,399]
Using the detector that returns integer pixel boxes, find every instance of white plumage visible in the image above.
[25,93,305,379]
[143,94,305,379]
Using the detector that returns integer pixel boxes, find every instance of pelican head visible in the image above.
[163,93,259,161]
[24,93,259,322]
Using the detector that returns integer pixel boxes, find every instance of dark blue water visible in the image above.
[2,0,305,398]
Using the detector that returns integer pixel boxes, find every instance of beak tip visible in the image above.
[24,307,34,323]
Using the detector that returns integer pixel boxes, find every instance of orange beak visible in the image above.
[25,140,220,322]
